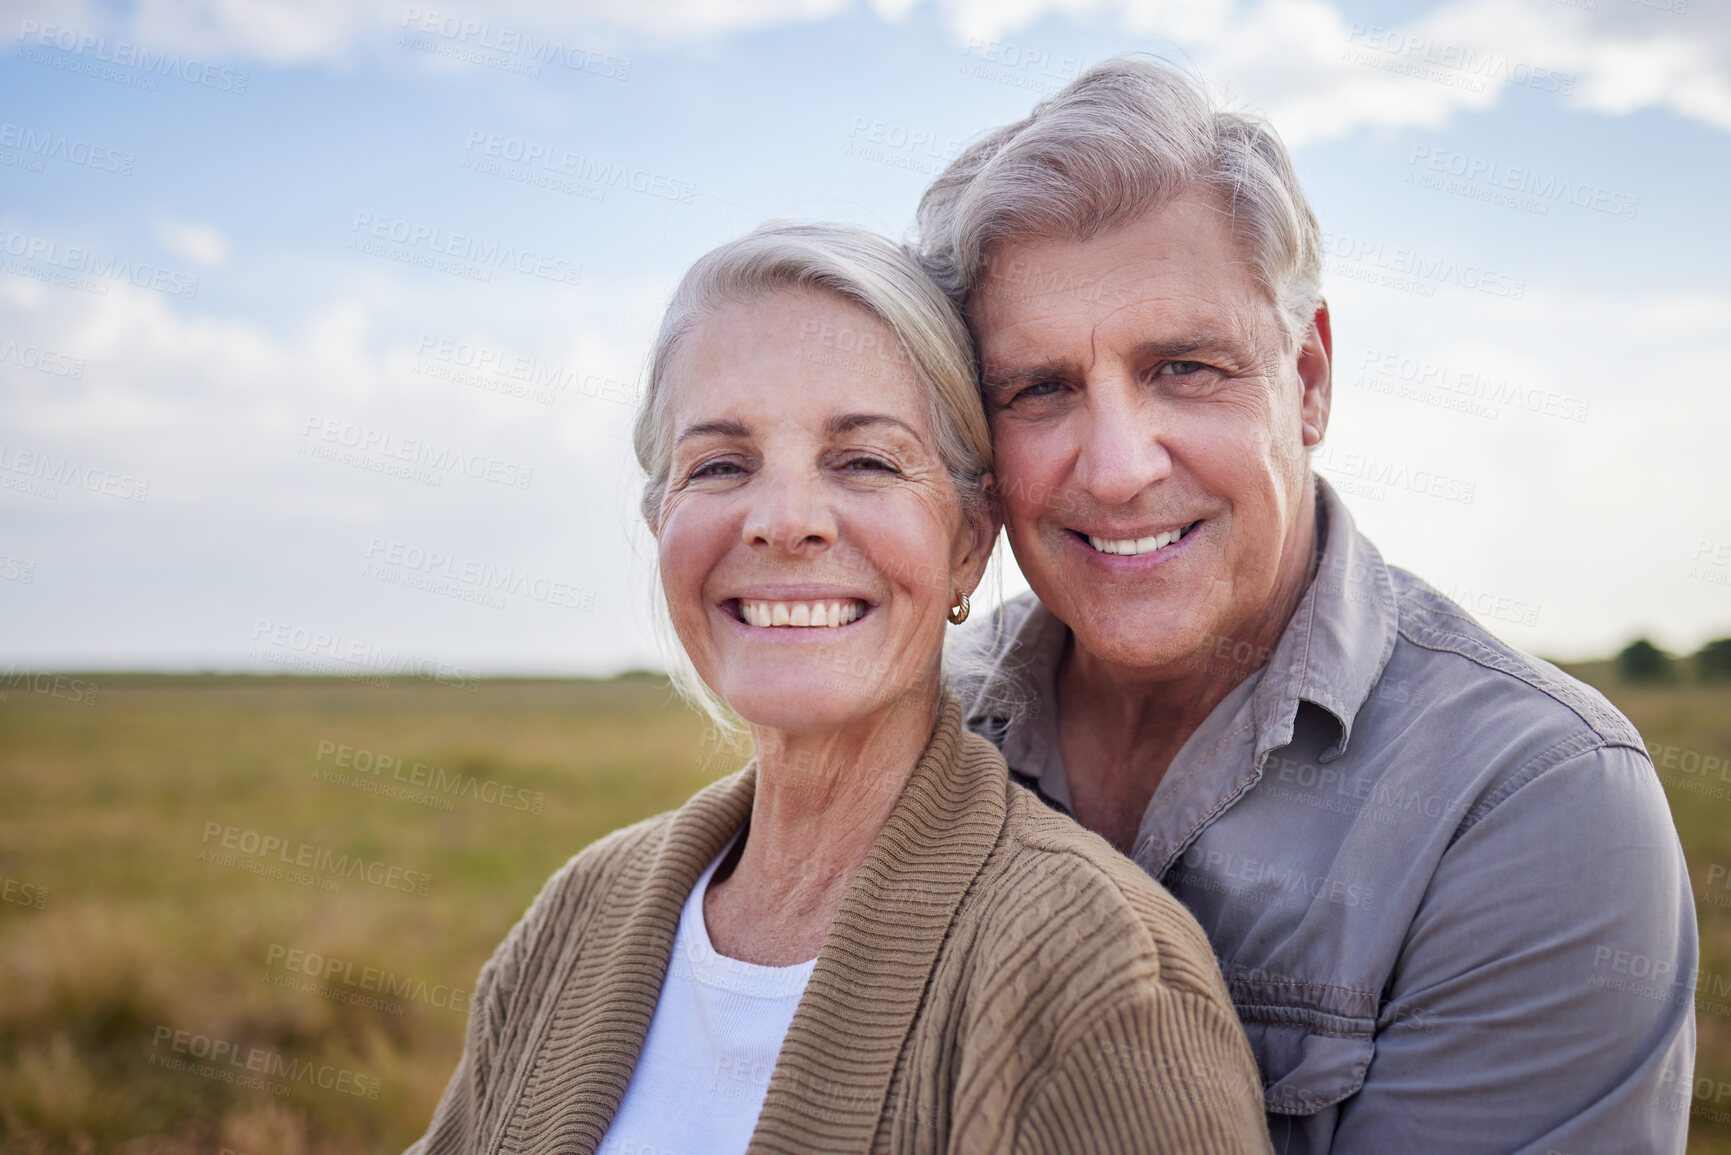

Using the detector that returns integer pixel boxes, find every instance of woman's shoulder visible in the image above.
[969,782,1227,1000]
[520,767,752,947]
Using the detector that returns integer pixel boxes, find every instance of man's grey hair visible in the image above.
[914,55,1323,347]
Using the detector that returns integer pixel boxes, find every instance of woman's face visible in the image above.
[656,288,991,736]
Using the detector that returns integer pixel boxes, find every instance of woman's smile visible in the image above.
[726,596,871,630]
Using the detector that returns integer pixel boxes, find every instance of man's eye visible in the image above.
[1161,360,1207,377]
[1013,380,1065,402]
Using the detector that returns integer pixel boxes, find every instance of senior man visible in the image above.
[919,57,1696,1152]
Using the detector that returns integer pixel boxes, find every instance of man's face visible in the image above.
[971,192,1331,676]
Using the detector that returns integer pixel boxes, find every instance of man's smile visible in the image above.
[1072,520,1201,557]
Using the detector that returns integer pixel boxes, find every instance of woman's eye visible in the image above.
[691,460,743,479]
[843,456,897,473]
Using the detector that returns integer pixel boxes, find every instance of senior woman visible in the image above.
[408,223,1271,1155]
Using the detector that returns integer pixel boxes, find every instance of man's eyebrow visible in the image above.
[827,412,920,439]
[1127,335,1235,360]
[674,419,748,445]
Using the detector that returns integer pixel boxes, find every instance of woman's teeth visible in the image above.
[1086,525,1189,556]
[740,600,865,628]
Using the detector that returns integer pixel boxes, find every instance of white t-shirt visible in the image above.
[597,835,817,1155]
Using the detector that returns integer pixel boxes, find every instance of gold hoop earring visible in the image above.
[947,592,970,625]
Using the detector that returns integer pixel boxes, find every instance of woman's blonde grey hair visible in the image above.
[914,55,1323,348]
[634,221,992,531]
[632,221,997,739]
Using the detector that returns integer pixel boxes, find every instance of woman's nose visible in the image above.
[742,469,837,556]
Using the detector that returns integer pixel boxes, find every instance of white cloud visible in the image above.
[0,258,666,671]
[14,0,1723,139]
[152,218,232,267]
[1182,0,1731,146]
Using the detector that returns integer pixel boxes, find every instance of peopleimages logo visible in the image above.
[314,738,548,814]
[0,338,84,378]
[0,122,134,174]
[400,9,631,80]
[247,616,482,691]
[265,943,471,1016]
[462,131,693,203]
[16,20,250,92]
[300,416,534,490]
[412,334,640,408]
[1407,145,1640,220]
[0,227,199,298]
[199,820,433,896]
[0,442,150,502]
[149,1025,380,1098]
[1355,348,1589,424]
[1322,230,1525,300]
[362,537,594,611]
[348,211,582,286]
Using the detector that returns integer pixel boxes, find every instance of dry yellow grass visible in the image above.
[0,667,1725,1151]
[0,674,741,1153]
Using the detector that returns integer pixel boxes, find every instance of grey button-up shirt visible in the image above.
[954,478,1696,1153]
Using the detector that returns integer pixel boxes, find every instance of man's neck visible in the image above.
[1055,490,1324,855]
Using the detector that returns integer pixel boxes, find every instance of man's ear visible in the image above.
[955,472,1003,592]
[1298,301,1332,448]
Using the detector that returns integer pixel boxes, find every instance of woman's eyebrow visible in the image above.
[674,419,749,445]
[826,412,919,438]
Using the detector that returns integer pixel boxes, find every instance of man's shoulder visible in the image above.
[1382,565,1646,757]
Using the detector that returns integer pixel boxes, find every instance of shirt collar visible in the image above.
[1252,476,1399,766]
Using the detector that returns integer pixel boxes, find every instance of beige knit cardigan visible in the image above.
[407,698,1272,1154]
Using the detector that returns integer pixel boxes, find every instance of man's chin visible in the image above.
[1072,636,1206,680]
[1057,600,1216,678]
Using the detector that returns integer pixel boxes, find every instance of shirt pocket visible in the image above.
[1229,982,1377,1116]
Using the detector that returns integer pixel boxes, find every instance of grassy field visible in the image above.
[0,667,1727,1152]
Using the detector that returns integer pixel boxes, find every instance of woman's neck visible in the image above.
[703,690,942,966]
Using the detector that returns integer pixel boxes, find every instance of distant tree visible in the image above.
[1695,638,1731,681]
[1617,638,1674,683]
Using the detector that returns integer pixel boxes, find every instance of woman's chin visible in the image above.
[720,678,893,735]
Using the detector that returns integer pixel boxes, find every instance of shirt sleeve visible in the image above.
[401,835,614,1155]
[1011,985,1275,1155]
[1330,743,1697,1153]
[401,902,537,1155]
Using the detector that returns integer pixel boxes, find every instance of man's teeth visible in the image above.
[740,600,865,628]
[1086,526,1189,556]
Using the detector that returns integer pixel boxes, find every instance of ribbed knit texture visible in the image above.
[407,698,1272,1155]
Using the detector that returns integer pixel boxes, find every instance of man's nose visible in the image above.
[743,468,837,556]
[1072,386,1173,507]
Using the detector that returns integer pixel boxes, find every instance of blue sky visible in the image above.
[2,0,1728,677]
